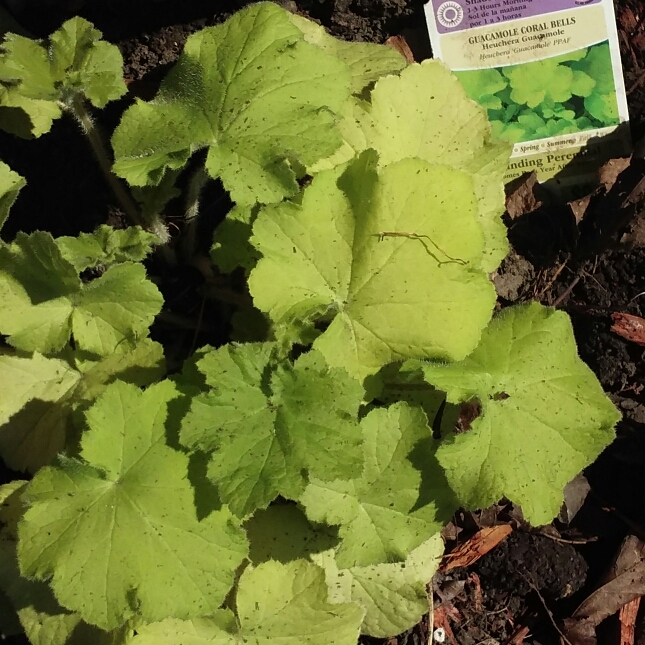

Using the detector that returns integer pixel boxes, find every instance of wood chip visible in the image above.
[619,597,641,645]
[611,312,645,345]
[384,35,415,63]
[441,525,513,572]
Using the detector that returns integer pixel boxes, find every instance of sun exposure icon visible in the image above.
[436,1,464,28]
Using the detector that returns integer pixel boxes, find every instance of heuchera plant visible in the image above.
[0,4,620,644]
[455,42,620,143]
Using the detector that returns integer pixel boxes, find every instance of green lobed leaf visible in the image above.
[314,60,511,272]
[47,18,126,108]
[0,89,61,138]
[0,159,25,231]
[369,361,460,435]
[0,18,126,137]
[0,481,45,638]
[571,42,615,96]
[417,302,620,525]
[248,150,496,380]
[0,352,81,473]
[570,69,596,98]
[17,380,249,631]
[130,560,365,645]
[455,68,508,110]
[246,503,443,638]
[56,225,159,272]
[312,535,443,637]
[504,59,574,108]
[180,344,365,518]
[5,337,165,473]
[210,204,261,275]
[112,2,352,205]
[0,231,163,355]
[300,402,458,569]
[245,504,339,565]
[585,91,619,124]
[287,12,407,93]
[0,482,136,645]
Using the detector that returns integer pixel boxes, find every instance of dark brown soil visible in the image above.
[1,1,645,644]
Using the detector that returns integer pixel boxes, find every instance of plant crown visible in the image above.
[0,4,620,645]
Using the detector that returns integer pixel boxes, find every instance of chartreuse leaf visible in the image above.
[17,380,248,631]
[112,2,351,205]
[312,536,443,637]
[286,13,406,93]
[0,339,164,473]
[248,150,496,380]
[300,402,457,569]
[47,18,126,108]
[0,18,126,137]
[0,481,37,638]
[56,225,158,272]
[180,344,364,518]
[0,482,136,645]
[245,504,339,565]
[318,60,510,272]
[0,482,86,645]
[0,352,80,472]
[368,361,460,436]
[210,204,261,275]
[245,503,443,638]
[130,560,365,645]
[0,231,163,354]
[503,59,574,108]
[572,42,615,95]
[455,68,508,110]
[0,159,25,231]
[576,43,619,124]
[417,302,620,525]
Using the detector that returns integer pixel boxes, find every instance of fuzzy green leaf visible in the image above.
[0,159,25,231]
[248,151,496,379]
[287,13,407,93]
[0,339,164,473]
[317,60,510,272]
[130,560,365,645]
[0,231,163,354]
[0,352,80,472]
[571,42,615,96]
[181,344,364,518]
[0,18,125,137]
[47,18,126,108]
[0,481,50,638]
[455,68,507,110]
[300,403,457,568]
[210,204,260,274]
[56,225,158,272]
[18,380,248,631]
[112,3,351,205]
[585,92,619,124]
[504,60,574,108]
[0,482,136,645]
[246,503,443,638]
[245,504,338,565]
[418,302,620,525]
[312,535,443,637]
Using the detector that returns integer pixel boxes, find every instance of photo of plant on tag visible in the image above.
[424,0,632,199]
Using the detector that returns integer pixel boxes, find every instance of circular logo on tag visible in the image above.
[436,1,464,28]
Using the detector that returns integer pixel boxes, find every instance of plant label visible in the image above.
[424,0,631,199]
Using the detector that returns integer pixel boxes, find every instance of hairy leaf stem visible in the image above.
[65,95,166,239]
[180,165,209,261]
